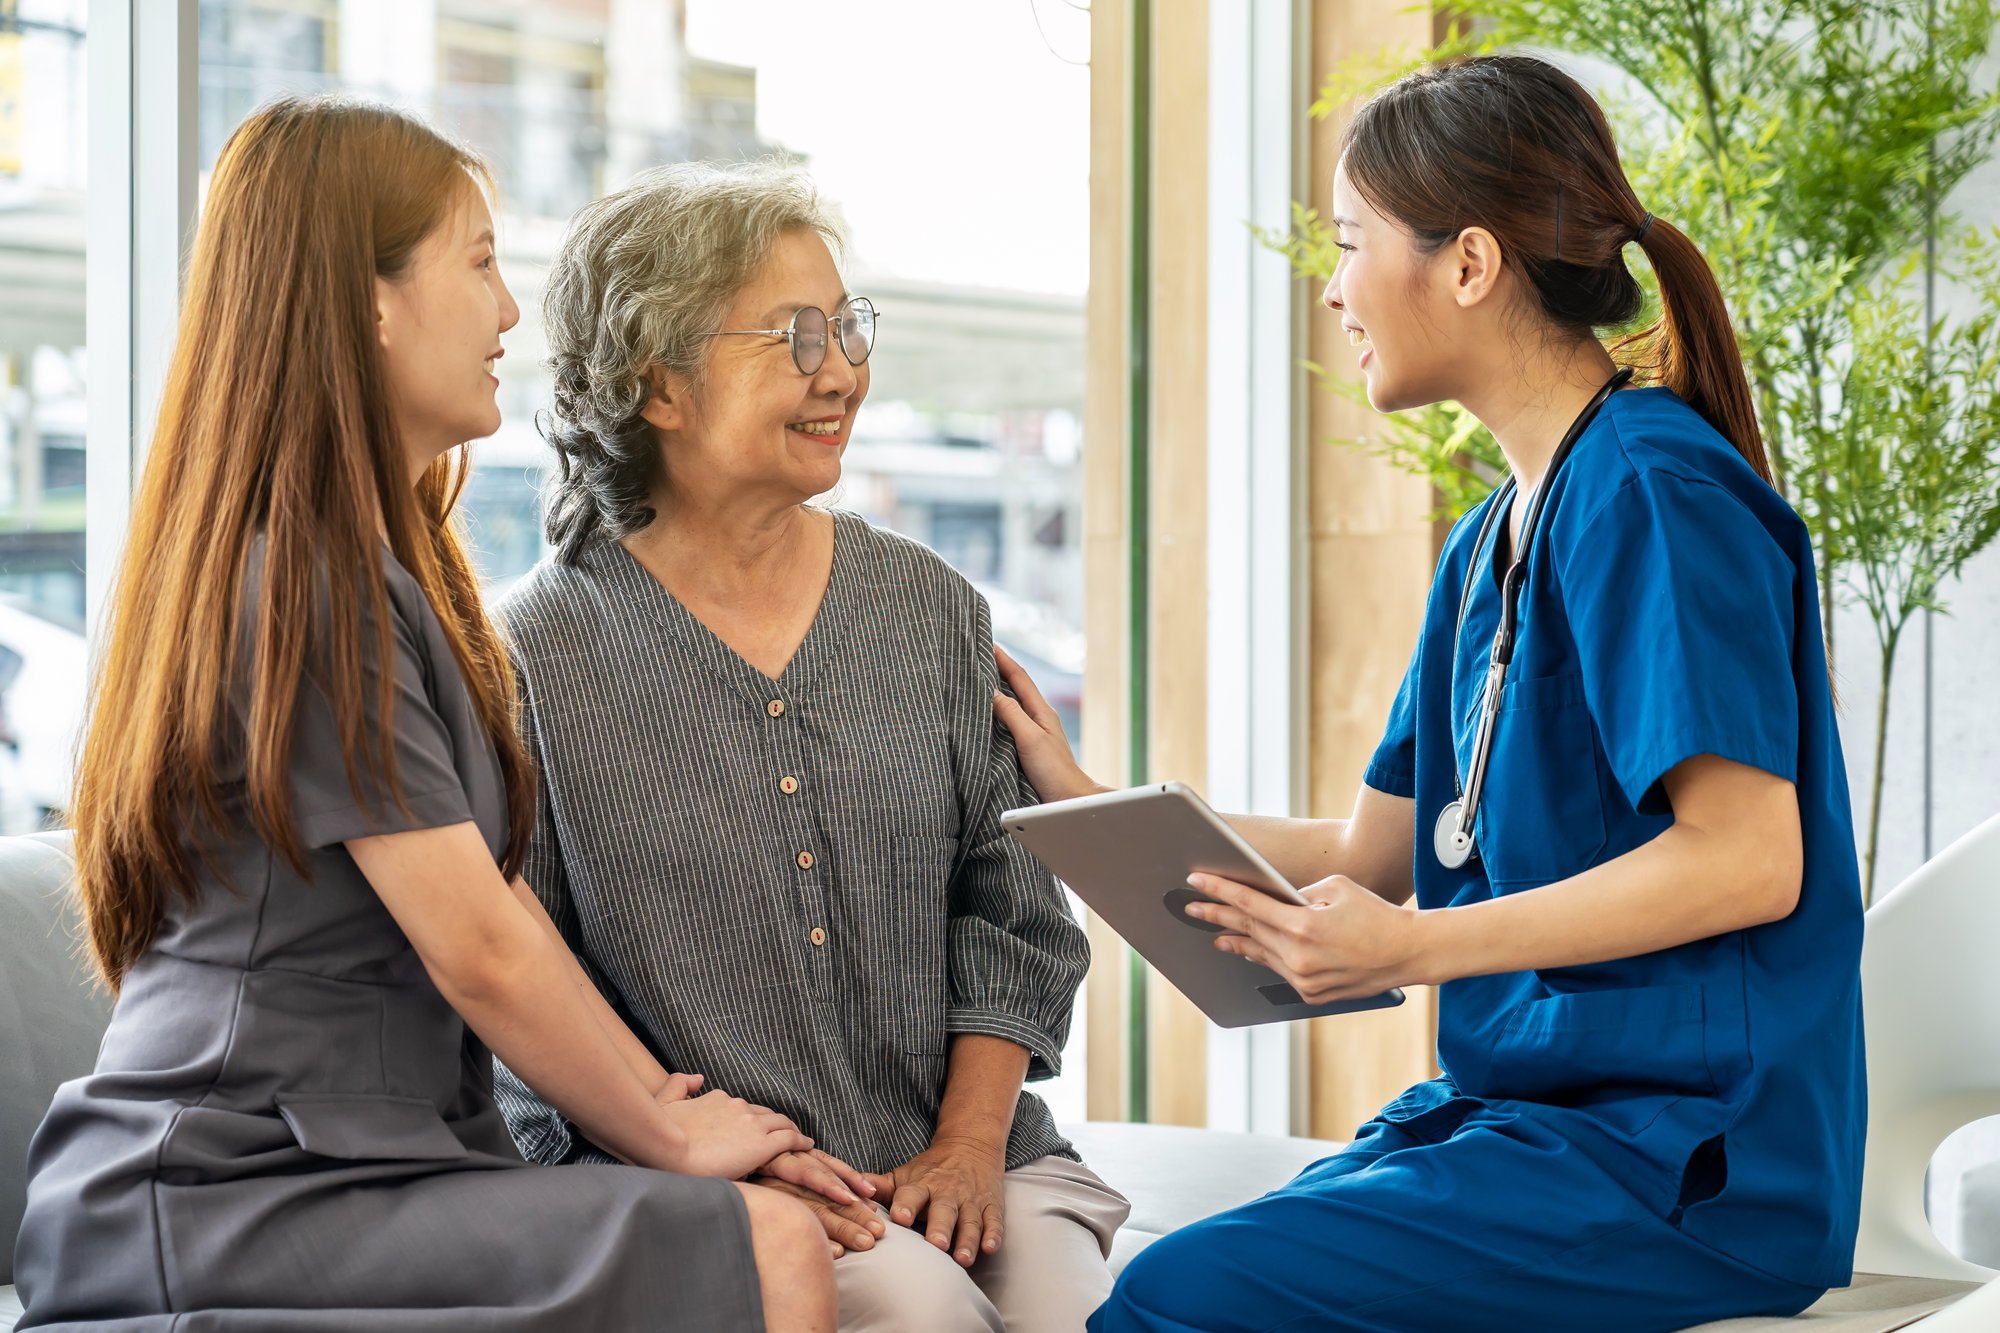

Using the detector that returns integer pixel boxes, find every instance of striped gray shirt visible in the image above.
[491,510,1087,1174]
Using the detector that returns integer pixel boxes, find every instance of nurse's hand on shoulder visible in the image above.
[1183,872,1428,1003]
[993,645,1108,805]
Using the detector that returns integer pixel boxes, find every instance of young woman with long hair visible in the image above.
[14,97,853,1331]
[1000,54,1864,1331]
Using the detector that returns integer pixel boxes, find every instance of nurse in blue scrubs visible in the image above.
[994,53,1864,1332]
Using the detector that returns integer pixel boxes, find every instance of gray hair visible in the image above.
[537,159,841,561]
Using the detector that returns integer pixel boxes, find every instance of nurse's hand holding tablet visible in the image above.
[1178,872,1419,1005]
[995,646,1424,1006]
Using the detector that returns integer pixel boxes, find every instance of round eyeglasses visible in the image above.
[706,297,878,376]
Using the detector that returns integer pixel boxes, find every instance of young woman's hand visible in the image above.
[1181,871,1434,1002]
[992,645,1106,805]
[652,1071,705,1103]
[660,1090,814,1180]
[759,1147,879,1209]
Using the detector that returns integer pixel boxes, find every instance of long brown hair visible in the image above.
[1342,54,1772,484]
[69,97,533,990]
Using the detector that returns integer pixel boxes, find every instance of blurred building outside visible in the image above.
[0,0,1087,833]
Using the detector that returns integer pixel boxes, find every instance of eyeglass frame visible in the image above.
[704,296,879,376]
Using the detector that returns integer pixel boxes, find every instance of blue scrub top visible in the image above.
[1364,386,1865,1289]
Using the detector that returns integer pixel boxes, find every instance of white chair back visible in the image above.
[1855,812,2000,1282]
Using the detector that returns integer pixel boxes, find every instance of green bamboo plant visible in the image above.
[1265,0,2000,899]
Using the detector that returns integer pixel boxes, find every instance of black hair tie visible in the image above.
[1633,212,1656,245]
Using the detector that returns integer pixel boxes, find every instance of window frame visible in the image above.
[84,0,197,633]
[1201,0,1313,1136]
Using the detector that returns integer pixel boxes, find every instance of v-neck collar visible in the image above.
[1481,385,1635,600]
[597,508,851,702]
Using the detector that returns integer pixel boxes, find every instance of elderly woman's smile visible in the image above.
[789,415,845,440]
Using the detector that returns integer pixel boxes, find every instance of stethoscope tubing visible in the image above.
[1435,366,1635,870]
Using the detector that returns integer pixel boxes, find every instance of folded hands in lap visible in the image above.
[647,1073,881,1257]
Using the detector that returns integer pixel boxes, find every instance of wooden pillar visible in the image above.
[1143,0,1212,1129]
[1087,0,1450,1133]
[1302,0,1445,1141]
[1082,0,1134,1124]
[1082,0,1212,1127]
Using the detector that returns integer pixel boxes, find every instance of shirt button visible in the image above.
[796,851,815,870]
[809,926,827,947]
[766,699,787,718]
[779,775,800,795]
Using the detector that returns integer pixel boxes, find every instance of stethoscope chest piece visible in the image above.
[1433,800,1476,870]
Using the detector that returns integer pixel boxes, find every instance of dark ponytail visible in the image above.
[1627,215,1769,481]
[1341,54,1772,486]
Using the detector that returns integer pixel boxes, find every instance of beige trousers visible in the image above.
[833,1154,1130,1332]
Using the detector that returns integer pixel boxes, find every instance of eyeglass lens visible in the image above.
[789,299,876,375]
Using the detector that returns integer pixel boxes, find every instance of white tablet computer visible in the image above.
[1003,781,1404,1029]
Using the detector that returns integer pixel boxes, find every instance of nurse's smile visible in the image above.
[1345,323,1374,371]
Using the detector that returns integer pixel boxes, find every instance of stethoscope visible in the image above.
[1433,366,1634,870]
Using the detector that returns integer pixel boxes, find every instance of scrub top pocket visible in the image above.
[1473,669,1609,888]
[1487,982,1718,1108]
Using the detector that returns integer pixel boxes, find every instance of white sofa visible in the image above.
[7,821,2000,1330]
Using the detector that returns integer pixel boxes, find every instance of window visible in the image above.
[0,0,88,834]
[199,0,771,592]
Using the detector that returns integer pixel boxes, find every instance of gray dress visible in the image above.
[12,543,762,1331]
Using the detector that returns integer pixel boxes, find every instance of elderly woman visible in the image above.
[491,161,1127,1332]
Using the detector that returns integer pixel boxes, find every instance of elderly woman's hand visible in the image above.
[861,1135,1007,1268]
[749,1150,883,1258]
[1181,871,1435,1003]
[993,645,1106,805]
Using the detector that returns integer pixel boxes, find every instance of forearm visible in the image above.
[932,1033,1029,1153]
[1225,813,1351,890]
[509,878,671,1096]
[432,923,685,1168]
[1414,817,1800,984]
[1228,782,1416,904]
[349,825,686,1169]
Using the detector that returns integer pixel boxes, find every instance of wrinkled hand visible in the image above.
[752,1177,888,1260]
[861,1136,1006,1268]
[1182,871,1430,1003]
[992,645,1103,805]
[660,1089,813,1181]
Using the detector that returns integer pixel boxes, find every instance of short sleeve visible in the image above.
[246,556,475,850]
[1558,474,1799,815]
[1362,639,1420,799]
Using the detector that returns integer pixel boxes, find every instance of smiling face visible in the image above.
[373,183,520,473]
[644,228,869,509]
[1321,155,1476,414]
